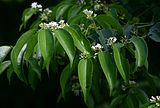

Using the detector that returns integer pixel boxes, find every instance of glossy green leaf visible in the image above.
[111,94,126,108]
[28,67,39,90]
[64,26,87,52]
[112,43,129,83]
[78,58,93,103]
[20,8,36,30]
[96,29,116,51]
[38,29,54,69]
[67,5,82,19]
[86,94,95,108]
[0,60,11,75]
[98,51,117,95]
[148,22,160,42]
[95,13,123,34]
[28,58,41,79]
[24,33,38,60]
[0,46,11,62]
[132,88,149,105]
[60,64,71,98]
[54,29,75,66]
[7,64,14,84]
[127,94,139,108]
[109,4,131,20]
[68,15,85,25]
[30,18,42,29]
[28,58,41,90]
[11,29,36,82]
[95,15,111,29]
[130,36,148,67]
[56,3,71,21]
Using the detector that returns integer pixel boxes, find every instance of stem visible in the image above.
[136,22,154,28]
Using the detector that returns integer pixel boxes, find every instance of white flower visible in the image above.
[48,21,59,29]
[39,23,49,29]
[44,8,52,15]
[40,8,52,21]
[129,80,136,85]
[107,37,117,46]
[150,96,160,106]
[83,9,96,19]
[37,4,42,9]
[39,20,67,30]
[59,20,65,24]
[31,2,42,11]
[31,2,37,8]
[94,4,101,11]
[91,43,103,51]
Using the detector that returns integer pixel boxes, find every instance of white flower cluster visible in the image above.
[40,8,52,21]
[107,37,117,46]
[91,43,103,51]
[71,82,81,96]
[150,96,160,106]
[31,2,42,11]
[39,20,68,30]
[91,43,103,58]
[83,9,97,19]
[94,0,104,11]
[79,51,90,59]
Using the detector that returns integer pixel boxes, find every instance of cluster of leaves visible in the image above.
[1,0,160,107]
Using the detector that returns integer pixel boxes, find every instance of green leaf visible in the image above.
[95,13,123,34]
[130,36,148,67]
[54,29,75,66]
[148,22,160,42]
[98,51,117,95]
[55,3,71,21]
[0,46,11,62]
[24,33,38,60]
[20,8,36,30]
[38,29,54,69]
[86,94,95,108]
[30,18,42,29]
[11,29,36,82]
[68,15,85,25]
[140,103,152,108]
[132,88,149,105]
[28,66,39,90]
[95,15,111,29]
[78,58,93,103]
[0,61,11,75]
[96,29,116,51]
[112,43,129,83]
[127,94,139,108]
[67,5,82,19]
[7,63,14,84]
[60,64,71,98]
[28,58,41,79]
[111,94,126,108]
[28,58,41,90]
[64,26,87,52]
[109,4,131,20]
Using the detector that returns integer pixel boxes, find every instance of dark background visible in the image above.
[0,0,59,45]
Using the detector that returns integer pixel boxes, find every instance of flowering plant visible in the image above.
[1,0,160,107]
